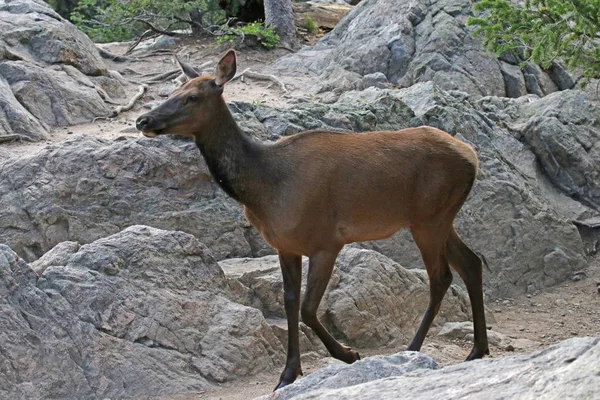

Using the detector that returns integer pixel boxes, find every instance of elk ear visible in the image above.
[175,55,200,79]
[215,49,237,87]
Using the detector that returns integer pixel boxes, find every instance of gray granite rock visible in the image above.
[261,337,600,400]
[0,0,126,140]
[221,248,472,349]
[0,226,285,399]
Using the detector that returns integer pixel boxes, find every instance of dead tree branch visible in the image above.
[0,134,33,143]
[231,68,288,93]
[125,30,158,55]
[131,18,181,36]
[93,84,148,121]
[97,47,138,62]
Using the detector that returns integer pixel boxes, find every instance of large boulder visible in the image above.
[0,0,126,140]
[221,248,471,348]
[259,336,600,400]
[0,225,285,399]
[270,0,570,99]
[476,90,600,210]
[0,135,258,262]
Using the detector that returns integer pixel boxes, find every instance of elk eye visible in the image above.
[188,94,198,102]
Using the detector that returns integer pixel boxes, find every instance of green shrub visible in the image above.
[217,22,280,49]
[71,0,226,43]
[467,0,600,80]
[304,17,318,34]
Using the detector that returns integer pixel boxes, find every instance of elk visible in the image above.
[136,50,489,390]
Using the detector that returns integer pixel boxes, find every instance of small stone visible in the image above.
[67,131,74,134]
[555,298,568,306]
[571,271,587,281]
[505,345,515,352]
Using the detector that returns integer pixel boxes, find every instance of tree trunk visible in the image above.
[264,0,297,47]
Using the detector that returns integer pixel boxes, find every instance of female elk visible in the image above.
[136,50,489,390]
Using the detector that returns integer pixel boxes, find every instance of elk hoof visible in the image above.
[274,367,303,391]
[345,347,361,364]
[465,345,490,361]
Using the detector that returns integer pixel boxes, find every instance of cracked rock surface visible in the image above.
[0,225,285,399]
[0,0,126,140]
[258,337,600,400]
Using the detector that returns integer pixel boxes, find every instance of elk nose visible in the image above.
[136,116,150,131]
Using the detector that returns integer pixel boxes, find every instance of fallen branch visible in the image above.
[124,30,157,55]
[230,68,288,93]
[142,69,181,83]
[131,18,181,37]
[96,47,138,62]
[0,134,33,143]
[93,84,148,121]
[134,49,175,59]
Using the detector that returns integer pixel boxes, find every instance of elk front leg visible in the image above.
[274,252,303,391]
[301,249,360,364]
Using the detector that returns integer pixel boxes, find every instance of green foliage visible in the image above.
[71,0,226,43]
[304,17,318,34]
[467,0,600,80]
[217,22,281,49]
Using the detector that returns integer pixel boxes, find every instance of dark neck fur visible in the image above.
[194,103,266,205]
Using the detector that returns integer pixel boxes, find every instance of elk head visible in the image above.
[135,50,237,139]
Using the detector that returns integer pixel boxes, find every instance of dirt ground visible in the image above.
[4,37,600,400]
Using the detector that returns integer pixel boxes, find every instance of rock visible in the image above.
[268,319,328,356]
[0,135,262,262]
[499,62,527,98]
[360,72,389,89]
[436,321,473,339]
[270,0,569,99]
[477,90,600,210]
[294,2,352,31]
[0,0,126,140]
[264,337,600,400]
[29,241,80,275]
[256,352,439,400]
[221,248,472,349]
[0,76,47,140]
[523,62,559,96]
[571,271,587,282]
[0,226,285,399]
[438,321,509,347]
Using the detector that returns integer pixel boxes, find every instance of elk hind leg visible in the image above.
[407,224,453,351]
[446,227,489,360]
[302,249,360,364]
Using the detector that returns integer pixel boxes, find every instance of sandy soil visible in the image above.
[3,37,600,400]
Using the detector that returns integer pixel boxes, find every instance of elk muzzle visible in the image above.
[136,114,164,137]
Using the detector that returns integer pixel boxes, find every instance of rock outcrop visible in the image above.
[0,226,285,399]
[271,0,572,100]
[0,0,126,140]
[221,248,471,348]
[260,336,600,400]
[0,135,257,262]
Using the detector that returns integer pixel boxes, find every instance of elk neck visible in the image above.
[193,98,272,206]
